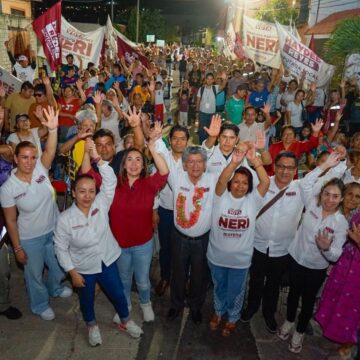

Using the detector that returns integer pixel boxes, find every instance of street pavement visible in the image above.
[0,250,353,360]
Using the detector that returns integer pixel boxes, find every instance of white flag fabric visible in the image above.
[243,16,282,68]
[276,22,335,87]
[0,66,22,95]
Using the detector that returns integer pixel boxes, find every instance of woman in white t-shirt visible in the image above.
[7,113,47,155]
[0,107,72,321]
[207,143,270,336]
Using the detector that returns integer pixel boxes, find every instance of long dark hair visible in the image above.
[118,148,147,186]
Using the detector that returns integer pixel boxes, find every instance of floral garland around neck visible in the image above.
[176,187,205,228]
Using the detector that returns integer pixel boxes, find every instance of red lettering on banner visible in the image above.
[246,35,278,53]
[62,39,93,57]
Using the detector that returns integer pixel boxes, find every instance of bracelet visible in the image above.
[14,246,23,253]
[48,128,57,133]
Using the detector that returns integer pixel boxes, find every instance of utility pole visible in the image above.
[136,0,140,43]
[111,0,114,22]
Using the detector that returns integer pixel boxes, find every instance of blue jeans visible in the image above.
[208,260,248,323]
[116,239,153,306]
[21,232,65,314]
[198,112,214,144]
[79,261,129,326]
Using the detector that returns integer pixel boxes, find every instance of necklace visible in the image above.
[176,187,205,228]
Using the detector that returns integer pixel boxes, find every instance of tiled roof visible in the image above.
[306,9,360,35]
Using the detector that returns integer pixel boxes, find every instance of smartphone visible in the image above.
[330,105,341,110]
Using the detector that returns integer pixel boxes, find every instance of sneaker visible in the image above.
[263,313,277,333]
[240,308,256,323]
[88,325,102,347]
[119,319,143,338]
[58,286,73,298]
[277,320,294,341]
[140,302,155,322]
[0,306,22,320]
[288,331,304,354]
[40,307,55,321]
[112,305,132,324]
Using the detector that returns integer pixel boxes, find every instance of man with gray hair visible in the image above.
[166,146,218,324]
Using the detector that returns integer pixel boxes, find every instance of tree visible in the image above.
[126,7,165,43]
[255,0,298,25]
[323,17,360,86]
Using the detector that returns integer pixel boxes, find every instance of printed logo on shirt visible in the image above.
[324,227,334,234]
[286,191,296,196]
[14,192,26,200]
[91,208,99,216]
[180,186,190,192]
[210,162,222,167]
[35,175,46,184]
[72,224,85,230]
[228,208,242,215]
[203,187,210,192]
[219,216,250,230]
[310,210,319,219]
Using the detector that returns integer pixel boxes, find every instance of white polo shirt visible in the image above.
[0,160,59,240]
[288,167,348,269]
[54,162,121,274]
[239,122,264,142]
[168,170,218,237]
[207,189,264,269]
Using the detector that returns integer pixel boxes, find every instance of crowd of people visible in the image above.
[0,42,359,358]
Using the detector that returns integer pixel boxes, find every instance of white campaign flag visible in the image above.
[38,17,105,67]
[243,16,282,68]
[0,66,22,95]
[276,22,335,87]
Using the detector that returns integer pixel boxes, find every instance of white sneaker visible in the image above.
[119,319,143,338]
[140,302,155,322]
[88,325,102,347]
[288,330,304,354]
[277,320,294,341]
[39,307,55,321]
[112,305,132,325]
[58,286,73,298]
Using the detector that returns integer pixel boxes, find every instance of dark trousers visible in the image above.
[198,112,213,144]
[246,248,289,316]
[158,206,174,282]
[79,261,129,326]
[170,228,209,311]
[286,256,326,333]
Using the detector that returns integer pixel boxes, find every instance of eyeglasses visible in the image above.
[275,164,297,171]
[34,93,43,97]
[186,160,205,165]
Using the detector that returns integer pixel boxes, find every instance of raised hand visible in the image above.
[236,141,249,154]
[77,129,93,140]
[340,78,346,88]
[311,118,323,134]
[254,130,266,149]
[261,102,271,114]
[33,105,45,121]
[76,78,83,89]
[84,137,94,153]
[0,83,6,98]
[231,148,246,165]
[42,106,59,130]
[335,110,343,123]
[348,222,360,247]
[323,151,340,169]
[124,106,141,128]
[245,142,257,161]
[92,90,103,105]
[148,121,163,146]
[315,229,333,250]
[333,145,347,160]
[113,81,120,91]
[42,77,51,86]
[204,114,222,137]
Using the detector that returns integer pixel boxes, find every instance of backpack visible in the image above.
[200,85,217,100]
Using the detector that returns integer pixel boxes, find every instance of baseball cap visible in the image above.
[18,55,28,61]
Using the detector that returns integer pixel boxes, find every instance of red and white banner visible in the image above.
[276,22,335,87]
[32,1,62,71]
[113,28,149,68]
[0,66,22,95]
[61,17,105,67]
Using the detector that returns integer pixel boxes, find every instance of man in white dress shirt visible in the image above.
[241,151,304,333]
